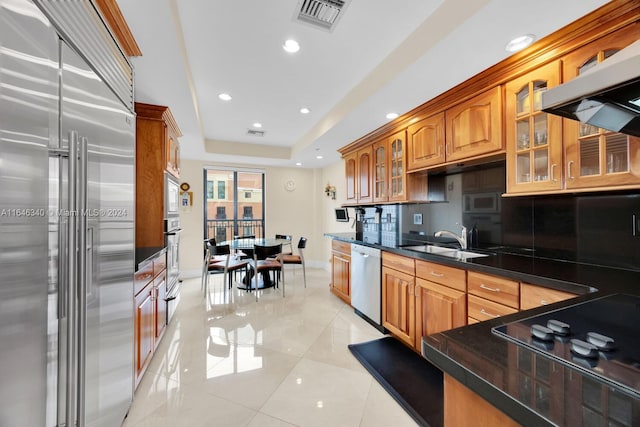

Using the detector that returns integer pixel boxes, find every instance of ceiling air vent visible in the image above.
[247,129,265,137]
[294,0,348,32]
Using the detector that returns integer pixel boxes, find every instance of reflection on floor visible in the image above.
[123,268,419,427]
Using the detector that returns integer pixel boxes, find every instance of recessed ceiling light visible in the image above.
[300,107,310,114]
[253,122,262,128]
[505,34,536,52]
[316,155,323,160]
[218,93,232,101]
[386,112,399,119]
[283,39,300,53]
[295,162,302,166]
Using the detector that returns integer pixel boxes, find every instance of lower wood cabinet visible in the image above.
[382,265,416,347]
[415,278,466,340]
[520,282,576,310]
[134,250,167,389]
[444,374,519,427]
[134,282,154,385]
[330,240,351,304]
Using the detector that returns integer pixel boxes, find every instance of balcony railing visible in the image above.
[206,219,264,242]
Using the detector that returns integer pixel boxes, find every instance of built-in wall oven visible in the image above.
[165,174,181,323]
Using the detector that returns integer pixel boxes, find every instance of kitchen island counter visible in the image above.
[325,232,640,426]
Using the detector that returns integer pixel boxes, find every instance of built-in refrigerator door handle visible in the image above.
[76,136,88,427]
[66,130,79,427]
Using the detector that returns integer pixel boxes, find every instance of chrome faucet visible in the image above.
[434,225,467,250]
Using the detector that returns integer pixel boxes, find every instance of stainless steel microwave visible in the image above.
[463,192,500,213]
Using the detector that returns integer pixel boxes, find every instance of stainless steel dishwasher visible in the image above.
[350,244,382,329]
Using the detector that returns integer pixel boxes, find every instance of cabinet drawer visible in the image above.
[468,294,517,321]
[382,252,415,275]
[468,271,519,309]
[134,262,154,296]
[415,260,465,292]
[520,283,576,310]
[332,240,351,255]
[153,252,166,277]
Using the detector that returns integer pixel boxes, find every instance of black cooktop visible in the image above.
[493,294,640,398]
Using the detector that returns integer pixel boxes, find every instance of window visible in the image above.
[204,168,264,241]
[207,180,214,199]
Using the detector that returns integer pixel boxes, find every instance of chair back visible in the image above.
[254,243,282,261]
[297,237,307,249]
[275,234,292,241]
[213,244,231,256]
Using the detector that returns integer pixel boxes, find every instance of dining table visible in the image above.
[220,237,289,290]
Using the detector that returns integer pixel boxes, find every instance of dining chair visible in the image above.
[275,234,293,255]
[251,243,284,301]
[281,237,307,287]
[204,243,249,295]
[235,235,256,259]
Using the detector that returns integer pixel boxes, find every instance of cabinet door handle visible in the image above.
[480,283,500,293]
[551,164,557,182]
[568,160,575,180]
[480,308,500,318]
[430,271,444,278]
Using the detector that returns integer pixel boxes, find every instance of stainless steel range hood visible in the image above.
[542,39,640,137]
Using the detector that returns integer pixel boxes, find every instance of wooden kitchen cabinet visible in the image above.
[134,281,154,387]
[330,240,351,304]
[407,112,446,171]
[343,147,372,203]
[445,86,504,162]
[382,252,416,347]
[134,250,167,389]
[153,271,167,349]
[415,278,466,344]
[560,27,640,192]
[445,374,519,427]
[372,138,388,202]
[467,271,519,323]
[520,283,576,310]
[134,102,182,248]
[505,61,563,194]
[166,133,180,178]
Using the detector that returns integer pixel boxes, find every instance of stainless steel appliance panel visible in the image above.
[0,2,59,425]
[60,42,134,427]
[350,244,382,326]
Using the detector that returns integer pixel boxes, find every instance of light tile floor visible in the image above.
[123,268,419,427]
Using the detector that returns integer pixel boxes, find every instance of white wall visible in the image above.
[179,158,348,278]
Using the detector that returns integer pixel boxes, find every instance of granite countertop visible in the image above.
[325,232,640,426]
[135,246,166,271]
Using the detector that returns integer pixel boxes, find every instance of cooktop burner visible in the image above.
[493,293,640,398]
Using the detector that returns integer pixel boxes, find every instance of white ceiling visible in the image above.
[117,0,610,169]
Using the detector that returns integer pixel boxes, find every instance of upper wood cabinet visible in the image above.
[347,130,428,204]
[166,134,180,178]
[445,87,503,162]
[560,27,640,191]
[506,61,563,194]
[134,102,182,248]
[344,147,372,203]
[373,138,388,202]
[407,112,445,171]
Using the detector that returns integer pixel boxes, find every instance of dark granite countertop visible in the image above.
[325,232,640,426]
[135,246,166,271]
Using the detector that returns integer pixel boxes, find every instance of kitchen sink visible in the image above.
[402,245,490,259]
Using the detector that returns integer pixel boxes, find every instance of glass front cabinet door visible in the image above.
[506,61,563,194]
[388,130,406,202]
[373,138,388,202]
[561,29,640,190]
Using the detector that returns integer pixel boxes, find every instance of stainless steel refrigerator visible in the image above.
[1,1,135,426]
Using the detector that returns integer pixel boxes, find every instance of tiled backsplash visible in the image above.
[357,161,640,271]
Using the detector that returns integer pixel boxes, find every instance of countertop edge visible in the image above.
[421,338,555,427]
